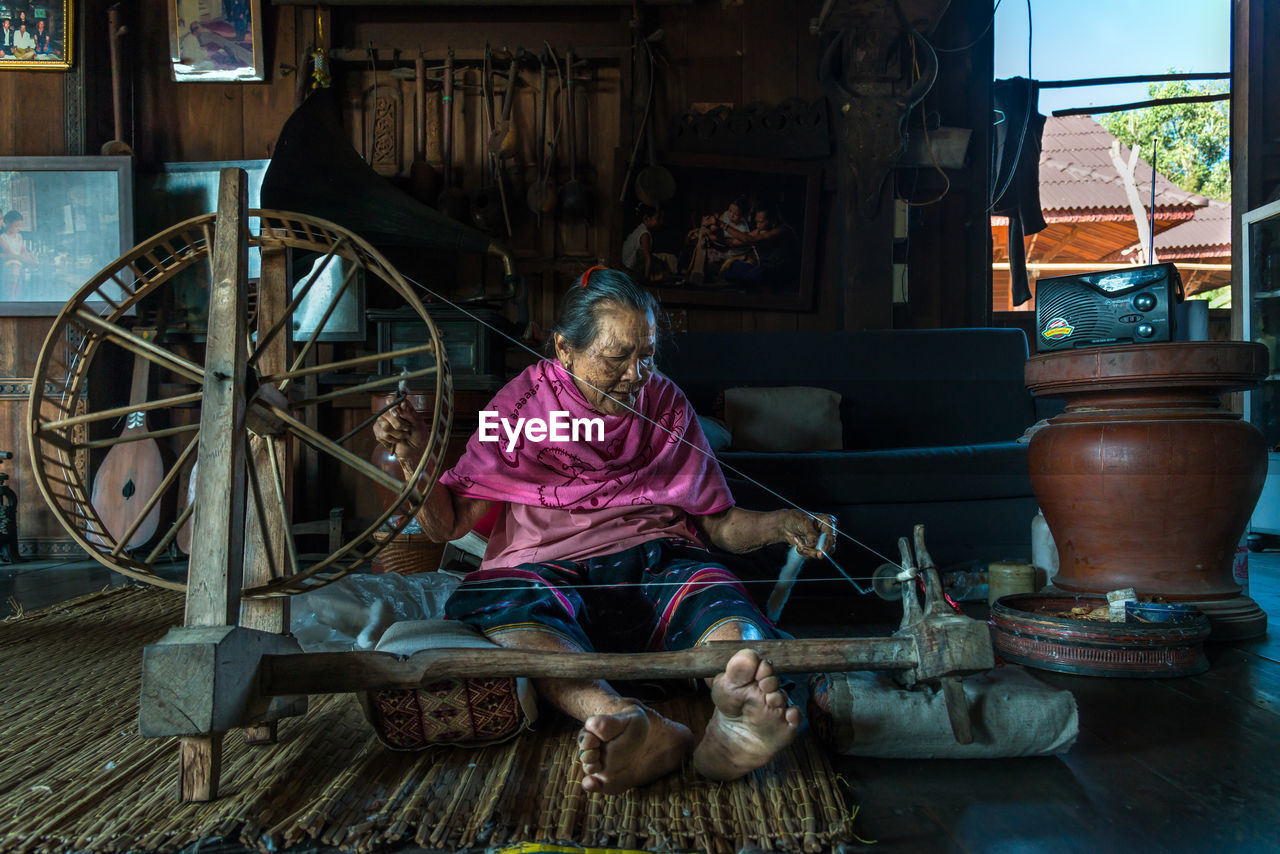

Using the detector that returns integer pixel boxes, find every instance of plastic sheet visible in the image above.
[289,570,461,652]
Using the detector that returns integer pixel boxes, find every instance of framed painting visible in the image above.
[168,0,264,82]
[0,0,72,71]
[0,156,133,316]
[619,153,821,311]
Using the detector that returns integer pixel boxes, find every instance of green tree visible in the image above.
[1099,77,1230,201]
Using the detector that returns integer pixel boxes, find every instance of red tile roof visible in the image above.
[1037,115,1208,220]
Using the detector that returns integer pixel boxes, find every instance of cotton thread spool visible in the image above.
[987,560,1036,606]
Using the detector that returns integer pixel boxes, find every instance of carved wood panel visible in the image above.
[0,319,88,559]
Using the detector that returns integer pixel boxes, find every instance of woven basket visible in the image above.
[371,531,439,575]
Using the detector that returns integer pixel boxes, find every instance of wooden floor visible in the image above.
[2,553,1278,853]
[835,551,1280,854]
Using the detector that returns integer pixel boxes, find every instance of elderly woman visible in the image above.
[374,266,833,795]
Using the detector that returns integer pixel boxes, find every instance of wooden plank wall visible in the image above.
[0,0,995,554]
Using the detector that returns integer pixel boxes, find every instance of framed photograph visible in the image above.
[0,0,72,70]
[136,160,365,341]
[168,0,264,82]
[0,156,133,316]
[620,153,821,311]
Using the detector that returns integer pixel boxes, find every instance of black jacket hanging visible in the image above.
[992,78,1047,307]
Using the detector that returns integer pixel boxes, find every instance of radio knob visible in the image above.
[1133,292,1157,312]
[1136,322,1156,338]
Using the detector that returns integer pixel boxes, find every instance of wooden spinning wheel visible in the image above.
[27,170,452,597]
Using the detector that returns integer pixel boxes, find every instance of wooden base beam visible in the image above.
[179,734,223,803]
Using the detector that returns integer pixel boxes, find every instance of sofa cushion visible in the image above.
[723,386,843,451]
[717,441,1032,506]
[698,415,733,452]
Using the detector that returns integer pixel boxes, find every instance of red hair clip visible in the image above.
[580,264,608,288]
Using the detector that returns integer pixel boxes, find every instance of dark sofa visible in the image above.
[657,328,1050,587]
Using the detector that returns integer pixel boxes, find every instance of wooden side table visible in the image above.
[1024,342,1269,640]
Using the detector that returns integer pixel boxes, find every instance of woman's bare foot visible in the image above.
[578,701,693,794]
[692,648,801,781]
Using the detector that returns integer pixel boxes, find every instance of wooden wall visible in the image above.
[0,0,996,556]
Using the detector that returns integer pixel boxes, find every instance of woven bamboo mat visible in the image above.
[0,586,858,854]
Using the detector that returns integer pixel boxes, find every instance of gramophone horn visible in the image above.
[262,89,521,296]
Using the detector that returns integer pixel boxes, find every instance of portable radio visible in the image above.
[1035,263,1184,351]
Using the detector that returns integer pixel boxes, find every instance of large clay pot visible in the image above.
[1024,342,1269,640]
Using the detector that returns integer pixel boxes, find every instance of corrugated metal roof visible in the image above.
[1113,199,1231,262]
[1152,198,1231,252]
[1037,115,1208,215]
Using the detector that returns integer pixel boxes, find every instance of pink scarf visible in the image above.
[439,360,733,515]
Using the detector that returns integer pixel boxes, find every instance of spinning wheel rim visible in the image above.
[27,209,453,596]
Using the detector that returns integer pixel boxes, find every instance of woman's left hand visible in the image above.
[778,511,837,560]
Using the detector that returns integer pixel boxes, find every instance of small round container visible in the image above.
[987,560,1036,606]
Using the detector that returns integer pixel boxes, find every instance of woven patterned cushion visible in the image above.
[357,619,538,751]
[366,677,525,749]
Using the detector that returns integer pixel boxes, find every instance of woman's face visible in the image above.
[4,218,20,234]
[556,305,656,416]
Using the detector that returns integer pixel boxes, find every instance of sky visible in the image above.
[993,0,1231,117]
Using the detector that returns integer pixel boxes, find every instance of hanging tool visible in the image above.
[408,50,441,205]
[102,4,132,156]
[558,46,589,221]
[437,49,468,222]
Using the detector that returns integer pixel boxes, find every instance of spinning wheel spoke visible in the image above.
[249,235,351,366]
[288,366,438,409]
[72,309,205,384]
[277,263,362,392]
[146,499,194,566]
[109,435,200,558]
[260,342,439,386]
[269,405,419,497]
[80,423,200,450]
[39,392,203,432]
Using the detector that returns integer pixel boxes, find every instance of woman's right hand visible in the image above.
[373,401,429,464]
